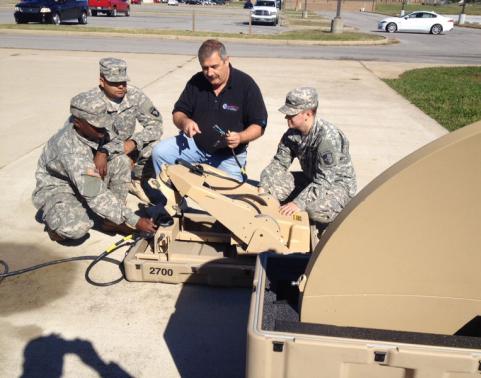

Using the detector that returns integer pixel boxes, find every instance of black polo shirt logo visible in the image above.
[222,103,239,112]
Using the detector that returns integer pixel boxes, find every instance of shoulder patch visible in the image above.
[150,106,160,118]
[321,151,334,166]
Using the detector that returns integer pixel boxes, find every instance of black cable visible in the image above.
[0,235,138,287]
[210,125,248,183]
[231,148,248,183]
[84,251,123,287]
[0,260,8,284]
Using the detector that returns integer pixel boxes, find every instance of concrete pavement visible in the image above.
[0,48,447,377]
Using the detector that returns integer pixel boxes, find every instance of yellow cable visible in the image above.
[104,234,134,254]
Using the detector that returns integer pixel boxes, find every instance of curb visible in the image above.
[0,27,397,46]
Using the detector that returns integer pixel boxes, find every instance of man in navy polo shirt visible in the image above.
[151,39,267,182]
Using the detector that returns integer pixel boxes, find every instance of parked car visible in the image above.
[14,0,89,24]
[378,11,454,35]
[211,0,225,4]
[167,0,178,5]
[89,0,129,16]
[185,0,201,4]
[251,0,278,25]
[131,0,142,4]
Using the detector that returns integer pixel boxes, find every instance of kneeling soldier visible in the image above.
[32,91,157,242]
[259,87,357,246]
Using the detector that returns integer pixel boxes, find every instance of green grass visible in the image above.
[384,66,481,131]
[273,29,384,40]
[0,23,384,41]
[375,3,481,16]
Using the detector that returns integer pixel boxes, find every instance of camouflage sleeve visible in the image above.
[62,153,139,226]
[102,137,125,156]
[293,131,356,223]
[131,91,163,150]
[259,134,294,190]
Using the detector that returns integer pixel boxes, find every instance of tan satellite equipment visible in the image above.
[124,161,310,285]
[247,120,481,378]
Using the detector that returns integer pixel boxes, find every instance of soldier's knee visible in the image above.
[56,220,92,240]
[112,154,131,169]
[307,208,336,224]
[108,154,132,180]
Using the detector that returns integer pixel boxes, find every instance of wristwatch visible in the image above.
[97,147,109,155]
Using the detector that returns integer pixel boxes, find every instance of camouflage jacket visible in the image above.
[32,121,140,226]
[89,86,163,154]
[261,118,357,217]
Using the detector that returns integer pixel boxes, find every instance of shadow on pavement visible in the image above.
[164,284,251,378]
[0,242,77,316]
[21,334,133,378]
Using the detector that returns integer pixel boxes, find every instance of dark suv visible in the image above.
[14,0,89,25]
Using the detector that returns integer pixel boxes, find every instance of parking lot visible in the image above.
[1,2,288,34]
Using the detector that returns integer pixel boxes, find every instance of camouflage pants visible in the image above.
[129,141,158,180]
[40,154,131,239]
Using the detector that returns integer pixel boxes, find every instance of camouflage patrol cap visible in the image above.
[70,91,112,129]
[279,87,318,116]
[99,57,130,83]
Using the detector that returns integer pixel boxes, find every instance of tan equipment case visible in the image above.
[247,121,481,377]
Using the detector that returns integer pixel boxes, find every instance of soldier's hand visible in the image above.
[182,119,201,138]
[226,131,241,149]
[279,202,301,216]
[135,218,157,234]
[94,151,108,179]
[124,139,137,155]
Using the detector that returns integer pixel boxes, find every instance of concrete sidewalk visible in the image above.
[0,48,446,378]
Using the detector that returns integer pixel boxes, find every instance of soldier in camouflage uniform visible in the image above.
[32,91,157,242]
[89,57,163,203]
[260,87,357,244]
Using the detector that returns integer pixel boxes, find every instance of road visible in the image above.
[0,5,481,62]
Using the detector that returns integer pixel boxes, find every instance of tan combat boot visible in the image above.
[129,179,150,203]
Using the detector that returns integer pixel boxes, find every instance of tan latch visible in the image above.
[291,274,307,292]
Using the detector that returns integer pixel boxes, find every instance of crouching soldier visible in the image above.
[32,91,157,242]
[259,87,357,247]
[89,57,163,203]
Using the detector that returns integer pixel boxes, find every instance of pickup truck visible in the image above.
[250,0,278,26]
[89,0,130,16]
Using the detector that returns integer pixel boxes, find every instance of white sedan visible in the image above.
[378,11,454,35]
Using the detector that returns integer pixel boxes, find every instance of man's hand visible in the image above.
[226,131,241,149]
[182,119,201,138]
[124,139,137,155]
[279,202,301,216]
[135,218,158,234]
[94,151,108,179]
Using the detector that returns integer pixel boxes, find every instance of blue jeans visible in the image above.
[152,133,247,182]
